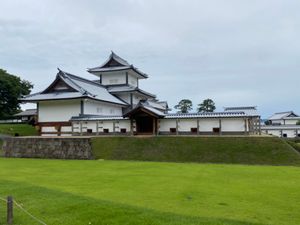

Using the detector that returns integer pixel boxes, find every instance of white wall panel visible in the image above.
[199,119,219,132]
[61,126,72,132]
[221,118,245,132]
[41,126,56,132]
[101,72,126,85]
[84,99,123,116]
[159,119,177,132]
[284,119,298,125]
[178,119,197,132]
[39,100,80,122]
[128,74,138,87]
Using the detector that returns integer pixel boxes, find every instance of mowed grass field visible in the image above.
[0,158,299,225]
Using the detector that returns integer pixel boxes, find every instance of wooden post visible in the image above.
[7,196,13,224]
[130,120,133,136]
[153,119,156,136]
[113,121,116,135]
[176,119,179,135]
[219,119,222,135]
[258,116,261,135]
[197,119,200,135]
[71,123,74,136]
[96,121,99,135]
[80,121,83,136]
[244,118,248,135]
[157,119,160,136]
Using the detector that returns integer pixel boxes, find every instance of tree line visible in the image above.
[174,98,216,113]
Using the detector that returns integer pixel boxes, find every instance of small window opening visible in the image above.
[103,129,109,133]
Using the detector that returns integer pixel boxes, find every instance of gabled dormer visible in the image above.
[41,71,78,94]
[87,51,148,87]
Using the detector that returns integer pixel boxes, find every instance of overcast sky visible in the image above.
[1,0,299,118]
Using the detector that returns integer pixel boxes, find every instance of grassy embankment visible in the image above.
[0,159,300,225]
[92,136,300,166]
[286,138,300,152]
[0,124,37,136]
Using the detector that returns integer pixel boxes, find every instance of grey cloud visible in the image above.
[0,0,299,117]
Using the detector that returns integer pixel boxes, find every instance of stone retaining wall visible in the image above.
[2,137,93,159]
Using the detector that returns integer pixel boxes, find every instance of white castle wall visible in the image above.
[101,72,126,85]
[221,118,245,132]
[84,99,123,116]
[199,119,220,132]
[39,100,81,122]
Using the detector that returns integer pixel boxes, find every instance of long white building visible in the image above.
[22,52,261,136]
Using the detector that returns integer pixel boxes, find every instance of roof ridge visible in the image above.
[168,111,246,116]
[111,51,130,66]
[274,111,293,114]
[224,106,256,109]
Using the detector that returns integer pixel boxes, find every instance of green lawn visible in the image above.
[92,136,300,166]
[0,124,37,136]
[0,159,299,225]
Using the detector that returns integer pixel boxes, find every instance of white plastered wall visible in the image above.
[282,130,296,138]
[284,119,299,125]
[178,119,197,132]
[72,120,131,133]
[159,119,177,132]
[199,119,220,132]
[128,74,138,87]
[38,100,80,122]
[84,99,123,116]
[221,118,245,132]
[101,72,126,85]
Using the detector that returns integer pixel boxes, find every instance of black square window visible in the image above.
[213,128,220,133]
[170,128,176,133]
[103,129,109,133]
[191,128,197,133]
[87,129,93,134]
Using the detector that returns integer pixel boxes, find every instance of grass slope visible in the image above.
[0,159,300,225]
[0,140,2,156]
[0,124,37,136]
[92,136,300,166]
[286,139,300,152]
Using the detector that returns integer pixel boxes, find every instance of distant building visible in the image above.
[21,52,261,136]
[14,109,37,123]
[261,111,300,138]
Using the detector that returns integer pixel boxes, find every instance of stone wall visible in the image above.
[2,137,93,159]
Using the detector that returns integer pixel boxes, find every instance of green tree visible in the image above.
[297,120,300,125]
[197,99,216,113]
[264,120,271,125]
[174,99,193,113]
[0,69,33,119]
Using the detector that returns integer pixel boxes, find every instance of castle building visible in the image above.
[261,111,300,138]
[21,52,261,136]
